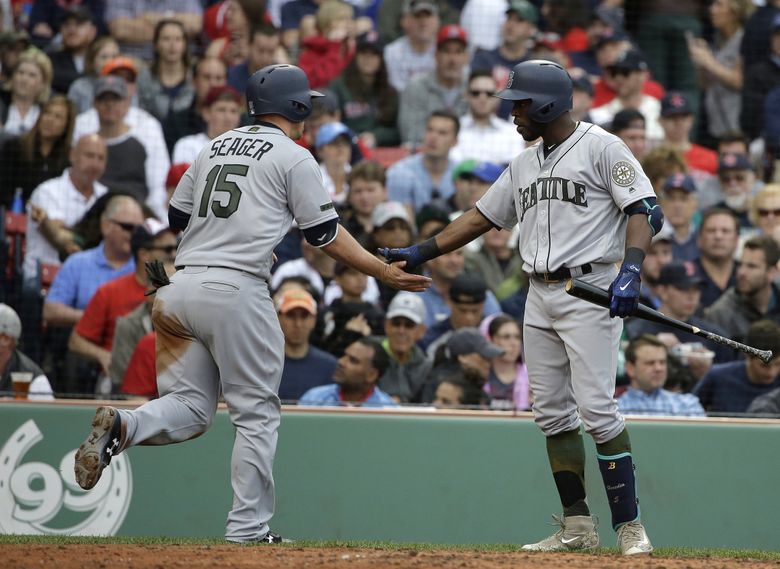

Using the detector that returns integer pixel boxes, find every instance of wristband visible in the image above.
[417,237,442,263]
[623,247,645,271]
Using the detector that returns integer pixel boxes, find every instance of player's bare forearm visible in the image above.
[624,213,653,255]
[432,208,495,255]
[323,226,431,291]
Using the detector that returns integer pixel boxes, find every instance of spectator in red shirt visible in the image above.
[121,330,158,398]
[298,0,357,89]
[67,219,177,392]
[659,91,719,180]
[591,36,665,108]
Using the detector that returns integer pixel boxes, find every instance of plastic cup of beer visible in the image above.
[11,372,34,400]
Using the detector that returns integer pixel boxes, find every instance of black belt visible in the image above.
[533,263,592,283]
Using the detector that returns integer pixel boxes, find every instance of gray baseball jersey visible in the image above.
[476,122,655,443]
[115,122,338,542]
[476,122,655,274]
[171,124,339,279]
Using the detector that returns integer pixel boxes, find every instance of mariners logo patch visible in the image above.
[611,161,636,187]
[506,71,514,89]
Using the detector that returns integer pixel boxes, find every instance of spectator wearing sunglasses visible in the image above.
[449,70,524,166]
[43,195,144,329]
[67,218,177,394]
[589,50,664,142]
[707,153,762,229]
[747,184,780,246]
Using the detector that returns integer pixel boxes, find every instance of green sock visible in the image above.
[546,429,590,518]
[595,427,632,456]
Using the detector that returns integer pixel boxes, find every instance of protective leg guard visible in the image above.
[597,452,639,530]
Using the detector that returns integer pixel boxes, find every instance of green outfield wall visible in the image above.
[1,403,778,550]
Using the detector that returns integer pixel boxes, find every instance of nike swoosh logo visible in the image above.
[560,537,580,545]
[619,282,631,291]
[316,234,327,242]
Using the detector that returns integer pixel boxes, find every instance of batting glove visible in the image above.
[608,261,642,318]
[378,245,425,271]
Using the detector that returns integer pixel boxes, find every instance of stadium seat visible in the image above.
[1,209,27,304]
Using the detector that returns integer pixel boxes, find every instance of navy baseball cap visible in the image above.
[658,261,703,288]
[661,92,693,117]
[571,74,593,96]
[471,162,503,184]
[60,5,93,24]
[718,152,752,172]
[594,31,628,51]
[663,173,696,194]
[449,273,488,304]
[356,30,383,53]
[608,50,648,72]
[611,108,645,132]
[447,327,505,359]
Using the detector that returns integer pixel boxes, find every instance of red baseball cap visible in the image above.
[436,24,467,48]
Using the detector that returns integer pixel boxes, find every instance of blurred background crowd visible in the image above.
[2,0,780,418]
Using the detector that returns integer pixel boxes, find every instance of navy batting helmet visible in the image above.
[246,64,323,122]
[495,60,573,123]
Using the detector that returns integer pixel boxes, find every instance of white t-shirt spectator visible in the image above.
[24,169,108,282]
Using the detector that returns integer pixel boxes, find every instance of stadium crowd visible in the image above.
[2,0,780,417]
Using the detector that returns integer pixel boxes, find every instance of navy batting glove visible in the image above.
[608,262,642,318]
[378,245,425,271]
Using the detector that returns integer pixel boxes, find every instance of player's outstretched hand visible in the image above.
[381,261,432,292]
[378,245,425,271]
[608,262,641,318]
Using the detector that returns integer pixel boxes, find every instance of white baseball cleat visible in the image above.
[74,406,125,490]
[617,521,653,555]
[521,515,600,552]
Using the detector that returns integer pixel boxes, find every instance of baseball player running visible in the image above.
[74,64,430,543]
[381,60,662,555]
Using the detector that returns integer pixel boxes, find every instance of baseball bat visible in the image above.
[565,278,774,364]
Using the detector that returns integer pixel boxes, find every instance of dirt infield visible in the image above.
[4,545,780,569]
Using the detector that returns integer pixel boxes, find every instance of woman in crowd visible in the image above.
[483,315,530,411]
[745,184,780,245]
[136,19,195,122]
[688,0,754,141]
[0,94,75,208]
[329,31,399,148]
[0,47,53,137]
[67,36,120,114]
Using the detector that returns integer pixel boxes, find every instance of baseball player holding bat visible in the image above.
[74,64,431,543]
[381,60,663,555]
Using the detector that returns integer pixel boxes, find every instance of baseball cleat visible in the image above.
[226,532,293,544]
[617,521,653,555]
[521,514,600,552]
[74,406,125,490]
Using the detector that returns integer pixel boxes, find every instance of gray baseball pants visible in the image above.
[117,266,284,541]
